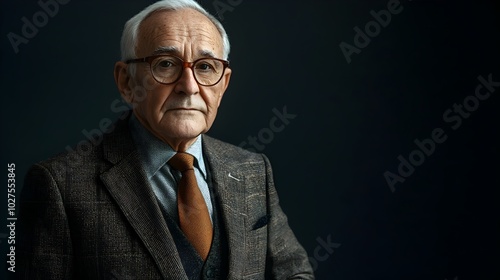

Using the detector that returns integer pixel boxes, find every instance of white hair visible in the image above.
[120,0,231,76]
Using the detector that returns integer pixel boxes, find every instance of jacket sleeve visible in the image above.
[16,163,74,279]
[262,154,315,279]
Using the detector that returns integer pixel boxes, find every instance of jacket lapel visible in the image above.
[99,115,188,279]
[202,135,248,276]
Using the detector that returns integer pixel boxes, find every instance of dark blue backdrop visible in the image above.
[1,0,499,279]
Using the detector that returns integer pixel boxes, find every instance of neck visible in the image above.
[164,137,198,152]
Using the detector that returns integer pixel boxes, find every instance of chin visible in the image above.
[166,124,205,139]
[156,114,210,139]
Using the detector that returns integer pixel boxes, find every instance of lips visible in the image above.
[169,107,200,111]
[166,107,206,114]
[164,101,206,113]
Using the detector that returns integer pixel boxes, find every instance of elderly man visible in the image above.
[17,0,314,279]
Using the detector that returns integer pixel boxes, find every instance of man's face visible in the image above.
[126,9,231,149]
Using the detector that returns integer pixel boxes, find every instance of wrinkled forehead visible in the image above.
[136,8,224,59]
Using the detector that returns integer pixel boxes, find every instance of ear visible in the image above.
[216,67,232,106]
[114,61,134,103]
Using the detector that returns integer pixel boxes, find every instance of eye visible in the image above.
[157,59,174,68]
[196,61,216,71]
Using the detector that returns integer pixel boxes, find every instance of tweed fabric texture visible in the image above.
[16,111,314,279]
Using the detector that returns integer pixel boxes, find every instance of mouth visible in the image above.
[167,107,205,114]
[169,107,199,111]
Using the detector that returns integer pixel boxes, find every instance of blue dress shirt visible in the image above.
[128,114,213,223]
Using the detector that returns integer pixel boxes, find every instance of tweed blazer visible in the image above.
[16,114,314,279]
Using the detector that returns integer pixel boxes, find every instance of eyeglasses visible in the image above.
[126,55,230,86]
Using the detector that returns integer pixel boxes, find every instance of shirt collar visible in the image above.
[128,114,207,180]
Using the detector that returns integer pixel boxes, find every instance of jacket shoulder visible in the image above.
[202,134,264,163]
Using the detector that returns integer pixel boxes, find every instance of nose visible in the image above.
[173,62,199,95]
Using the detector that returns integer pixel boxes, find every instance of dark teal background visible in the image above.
[1,0,500,279]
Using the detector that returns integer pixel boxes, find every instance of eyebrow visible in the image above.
[199,50,217,59]
[152,46,178,55]
[151,46,218,59]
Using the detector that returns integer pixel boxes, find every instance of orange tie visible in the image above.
[168,152,213,260]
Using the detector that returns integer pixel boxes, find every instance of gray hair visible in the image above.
[120,0,230,76]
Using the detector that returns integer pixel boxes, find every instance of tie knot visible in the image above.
[168,152,195,172]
